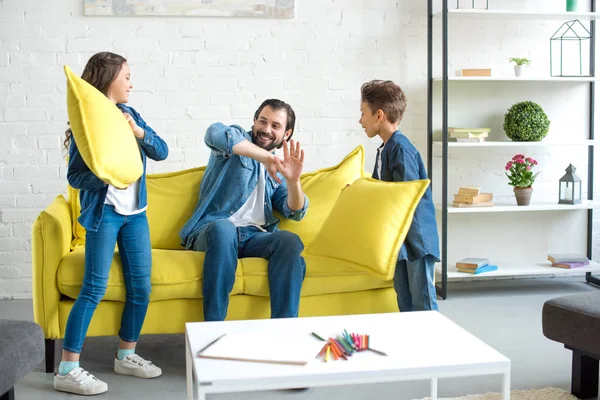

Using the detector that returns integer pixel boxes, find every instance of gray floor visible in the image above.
[2,278,599,400]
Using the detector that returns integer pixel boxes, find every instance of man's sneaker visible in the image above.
[54,367,108,395]
[114,354,162,379]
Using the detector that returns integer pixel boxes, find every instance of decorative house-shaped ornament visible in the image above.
[558,164,582,205]
[550,19,591,77]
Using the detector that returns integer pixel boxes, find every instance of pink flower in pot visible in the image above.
[505,154,539,206]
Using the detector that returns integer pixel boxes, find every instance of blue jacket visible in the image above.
[67,104,169,232]
[179,122,309,249]
[373,130,440,262]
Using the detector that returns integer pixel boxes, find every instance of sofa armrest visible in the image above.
[32,194,72,339]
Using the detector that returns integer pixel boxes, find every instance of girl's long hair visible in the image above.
[63,52,127,152]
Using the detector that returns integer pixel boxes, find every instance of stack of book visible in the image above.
[548,254,590,269]
[453,186,494,208]
[449,127,490,143]
[456,258,498,274]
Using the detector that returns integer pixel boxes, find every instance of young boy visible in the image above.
[359,79,439,312]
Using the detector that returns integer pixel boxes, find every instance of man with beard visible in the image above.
[179,99,309,321]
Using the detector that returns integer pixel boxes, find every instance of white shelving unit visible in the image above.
[433,76,600,82]
[438,261,600,282]
[433,140,598,148]
[427,1,599,297]
[437,200,600,213]
[433,9,600,21]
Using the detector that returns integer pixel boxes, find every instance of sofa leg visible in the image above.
[571,349,599,399]
[0,387,15,400]
[45,338,56,373]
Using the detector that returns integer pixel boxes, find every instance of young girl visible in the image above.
[55,52,169,396]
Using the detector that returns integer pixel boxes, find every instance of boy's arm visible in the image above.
[389,146,421,182]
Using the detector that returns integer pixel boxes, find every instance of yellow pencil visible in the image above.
[325,344,330,362]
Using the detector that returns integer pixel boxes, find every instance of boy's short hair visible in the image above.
[360,80,407,124]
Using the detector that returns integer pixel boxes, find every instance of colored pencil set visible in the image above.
[312,331,387,362]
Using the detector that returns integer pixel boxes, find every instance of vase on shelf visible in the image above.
[567,0,578,11]
[514,186,533,206]
[514,65,523,77]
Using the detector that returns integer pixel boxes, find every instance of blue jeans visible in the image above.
[62,205,152,354]
[192,220,306,321]
[394,254,438,312]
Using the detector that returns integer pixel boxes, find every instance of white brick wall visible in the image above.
[0,0,598,298]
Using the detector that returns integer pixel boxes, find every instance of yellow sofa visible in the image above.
[32,145,399,372]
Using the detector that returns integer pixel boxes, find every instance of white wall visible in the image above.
[0,0,598,298]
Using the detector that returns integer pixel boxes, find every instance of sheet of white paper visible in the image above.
[198,333,326,365]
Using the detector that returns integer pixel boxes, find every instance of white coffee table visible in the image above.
[185,311,510,400]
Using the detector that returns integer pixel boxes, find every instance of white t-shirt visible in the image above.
[228,164,267,231]
[376,146,383,179]
[104,179,146,216]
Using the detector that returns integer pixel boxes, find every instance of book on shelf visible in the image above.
[454,192,493,204]
[456,258,489,269]
[551,261,590,269]
[547,254,589,264]
[448,128,490,139]
[457,265,498,274]
[457,186,481,196]
[452,201,494,208]
[459,69,492,77]
[455,137,486,143]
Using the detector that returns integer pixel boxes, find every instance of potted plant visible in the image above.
[503,101,550,142]
[505,154,539,206]
[509,57,531,77]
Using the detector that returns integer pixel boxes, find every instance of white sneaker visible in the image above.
[114,354,162,378]
[54,367,108,395]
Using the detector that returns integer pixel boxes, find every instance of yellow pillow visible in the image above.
[65,65,142,189]
[302,177,430,281]
[277,145,364,246]
[67,185,86,249]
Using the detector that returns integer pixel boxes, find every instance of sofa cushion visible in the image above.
[64,65,143,189]
[278,145,364,247]
[145,167,206,250]
[542,291,600,356]
[302,177,430,281]
[241,257,392,297]
[57,247,243,302]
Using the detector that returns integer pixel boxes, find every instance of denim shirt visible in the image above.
[179,122,309,250]
[373,130,440,262]
[67,104,169,232]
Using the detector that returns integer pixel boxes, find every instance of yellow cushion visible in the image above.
[241,257,392,297]
[278,145,364,246]
[302,177,430,281]
[64,65,143,189]
[146,167,206,249]
[57,247,244,302]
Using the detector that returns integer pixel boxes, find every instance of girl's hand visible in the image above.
[123,112,145,139]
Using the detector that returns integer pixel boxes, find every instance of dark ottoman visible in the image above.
[543,292,600,399]
[0,320,44,400]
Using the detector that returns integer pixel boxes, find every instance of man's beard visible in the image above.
[252,129,283,152]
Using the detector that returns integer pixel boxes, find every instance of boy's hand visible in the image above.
[276,139,304,183]
[123,112,145,139]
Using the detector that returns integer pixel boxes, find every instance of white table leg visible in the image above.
[430,377,438,400]
[186,332,194,400]
[502,368,511,400]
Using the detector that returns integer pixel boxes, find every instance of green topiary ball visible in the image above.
[503,101,550,142]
